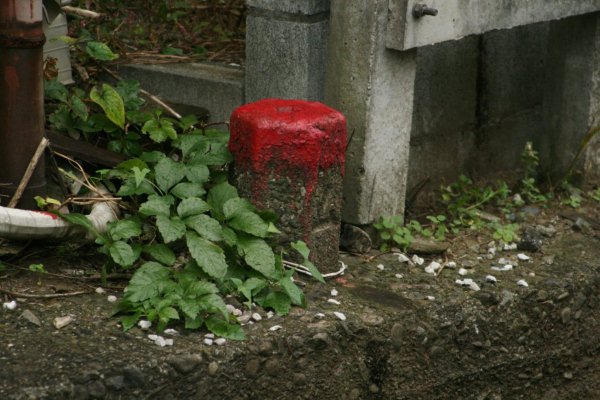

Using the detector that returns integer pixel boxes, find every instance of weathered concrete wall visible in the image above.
[245,0,329,102]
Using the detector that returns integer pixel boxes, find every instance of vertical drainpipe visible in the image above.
[0,0,46,208]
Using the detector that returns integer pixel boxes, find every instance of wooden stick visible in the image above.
[7,137,49,208]
[0,287,89,299]
[61,6,103,19]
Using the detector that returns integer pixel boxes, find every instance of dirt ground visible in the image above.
[2,200,600,399]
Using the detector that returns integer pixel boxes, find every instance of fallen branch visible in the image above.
[0,287,89,299]
[61,5,103,19]
[7,137,49,208]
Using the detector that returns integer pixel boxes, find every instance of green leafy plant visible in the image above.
[373,215,414,251]
[518,141,548,204]
[589,188,600,203]
[491,222,520,243]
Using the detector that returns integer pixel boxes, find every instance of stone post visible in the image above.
[245,0,330,102]
[229,99,346,272]
[325,0,417,224]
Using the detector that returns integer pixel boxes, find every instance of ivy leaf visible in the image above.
[124,262,171,303]
[228,211,269,238]
[117,178,155,196]
[139,195,174,216]
[185,162,210,184]
[262,291,292,315]
[223,198,255,220]
[86,41,119,61]
[174,134,209,159]
[156,215,186,243]
[186,232,228,280]
[291,241,325,283]
[116,80,145,111]
[171,183,206,200]
[143,244,176,266]
[236,235,277,279]
[207,182,238,220]
[279,275,306,307]
[90,84,125,129]
[132,167,150,188]
[190,145,233,165]
[109,219,141,241]
[205,316,245,340]
[155,157,186,193]
[109,241,138,267]
[177,197,211,218]
[142,117,177,143]
[184,214,223,242]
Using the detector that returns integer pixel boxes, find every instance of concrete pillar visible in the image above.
[245,0,330,102]
[325,0,416,224]
[542,13,600,182]
[229,99,346,272]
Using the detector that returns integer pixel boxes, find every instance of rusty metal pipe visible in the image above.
[0,0,46,209]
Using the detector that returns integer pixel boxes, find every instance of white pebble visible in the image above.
[395,253,410,263]
[488,247,497,256]
[330,288,338,297]
[376,264,385,271]
[233,308,243,317]
[203,338,214,346]
[395,273,403,279]
[215,338,227,346]
[455,278,481,291]
[95,287,105,294]
[137,320,152,330]
[504,243,518,251]
[517,279,529,287]
[333,311,346,321]
[269,325,282,331]
[226,304,236,313]
[327,298,341,305]
[204,333,215,339]
[498,257,510,265]
[517,253,530,261]
[458,268,469,276]
[155,336,167,347]
[164,329,178,336]
[426,296,435,301]
[315,313,326,319]
[164,338,174,346]
[424,261,441,275]
[485,275,497,283]
[148,334,159,341]
[529,272,536,277]
[107,295,118,303]
[491,265,513,272]
[3,300,17,310]
[412,255,425,266]
[252,313,263,322]
[447,261,457,268]
[266,311,274,319]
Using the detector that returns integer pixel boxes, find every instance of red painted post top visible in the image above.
[229,98,347,178]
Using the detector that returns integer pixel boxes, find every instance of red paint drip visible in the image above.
[32,211,58,220]
[229,99,347,245]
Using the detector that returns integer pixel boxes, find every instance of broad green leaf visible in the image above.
[184,214,223,242]
[57,35,78,45]
[44,79,68,103]
[156,215,186,243]
[124,261,171,302]
[190,145,233,165]
[205,316,245,340]
[236,277,267,303]
[207,182,238,220]
[186,232,228,280]
[140,150,166,163]
[290,241,324,283]
[132,167,150,188]
[86,41,119,61]
[228,211,269,238]
[143,244,176,266]
[171,183,206,200]
[90,84,125,129]
[184,280,219,297]
[109,241,138,267]
[185,316,203,330]
[117,178,155,196]
[262,291,292,315]
[116,80,145,111]
[174,134,209,159]
[223,198,255,220]
[71,95,88,121]
[155,157,186,193]
[279,276,305,307]
[120,312,142,331]
[109,219,141,241]
[56,212,98,236]
[142,117,177,143]
[177,197,211,218]
[198,293,228,318]
[179,299,201,320]
[139,195,174,216]
[236,236,277,279]
[159,306,179,322]
[221,227,237,247]
[185,162,210,184]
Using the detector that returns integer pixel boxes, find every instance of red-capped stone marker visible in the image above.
[229,99,347,272]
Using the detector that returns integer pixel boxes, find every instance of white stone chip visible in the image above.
[330,288,338,297]
[226,304,236,313]
[498,257,510,265]
[95,287,105,294]
[137,320,152,330]
[333,311,346,321]
[395,273,403,279]
[376,264,385,271]
[164,338,174,346]
[215,338,227,346]
[315,313,326,319]
[488,247,497,256]
[503,243,518,251]
[491,265,513,272]
[327,298,341,305]
[412,255,425,266]
[3,301,17,311]
[517,253,531,261]
[148,334,159,341]
[107,295,118,303]
[458,268,469,276]
[233,308,243,317]
[53,316,73,329]
[203,338,214,346]
[266,311,275,319]
[517,279,529,287]
[455,278,481,291]
[269,325,282,331]
[204,333,215,339]
[154,336,167,347]
[164,329,178,336]
[424,261,441,275]
[485,275,497,283]
[252,313,262,322]
[426,296,436,301]
[447,261,457,268]
[395,253,410,263]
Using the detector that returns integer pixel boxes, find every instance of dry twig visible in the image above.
[7,138,49,208]
[0,287,90,299]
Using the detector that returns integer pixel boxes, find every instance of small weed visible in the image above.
[373,215,414,251]
[589,188,600,203]
[518,142,548,204]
